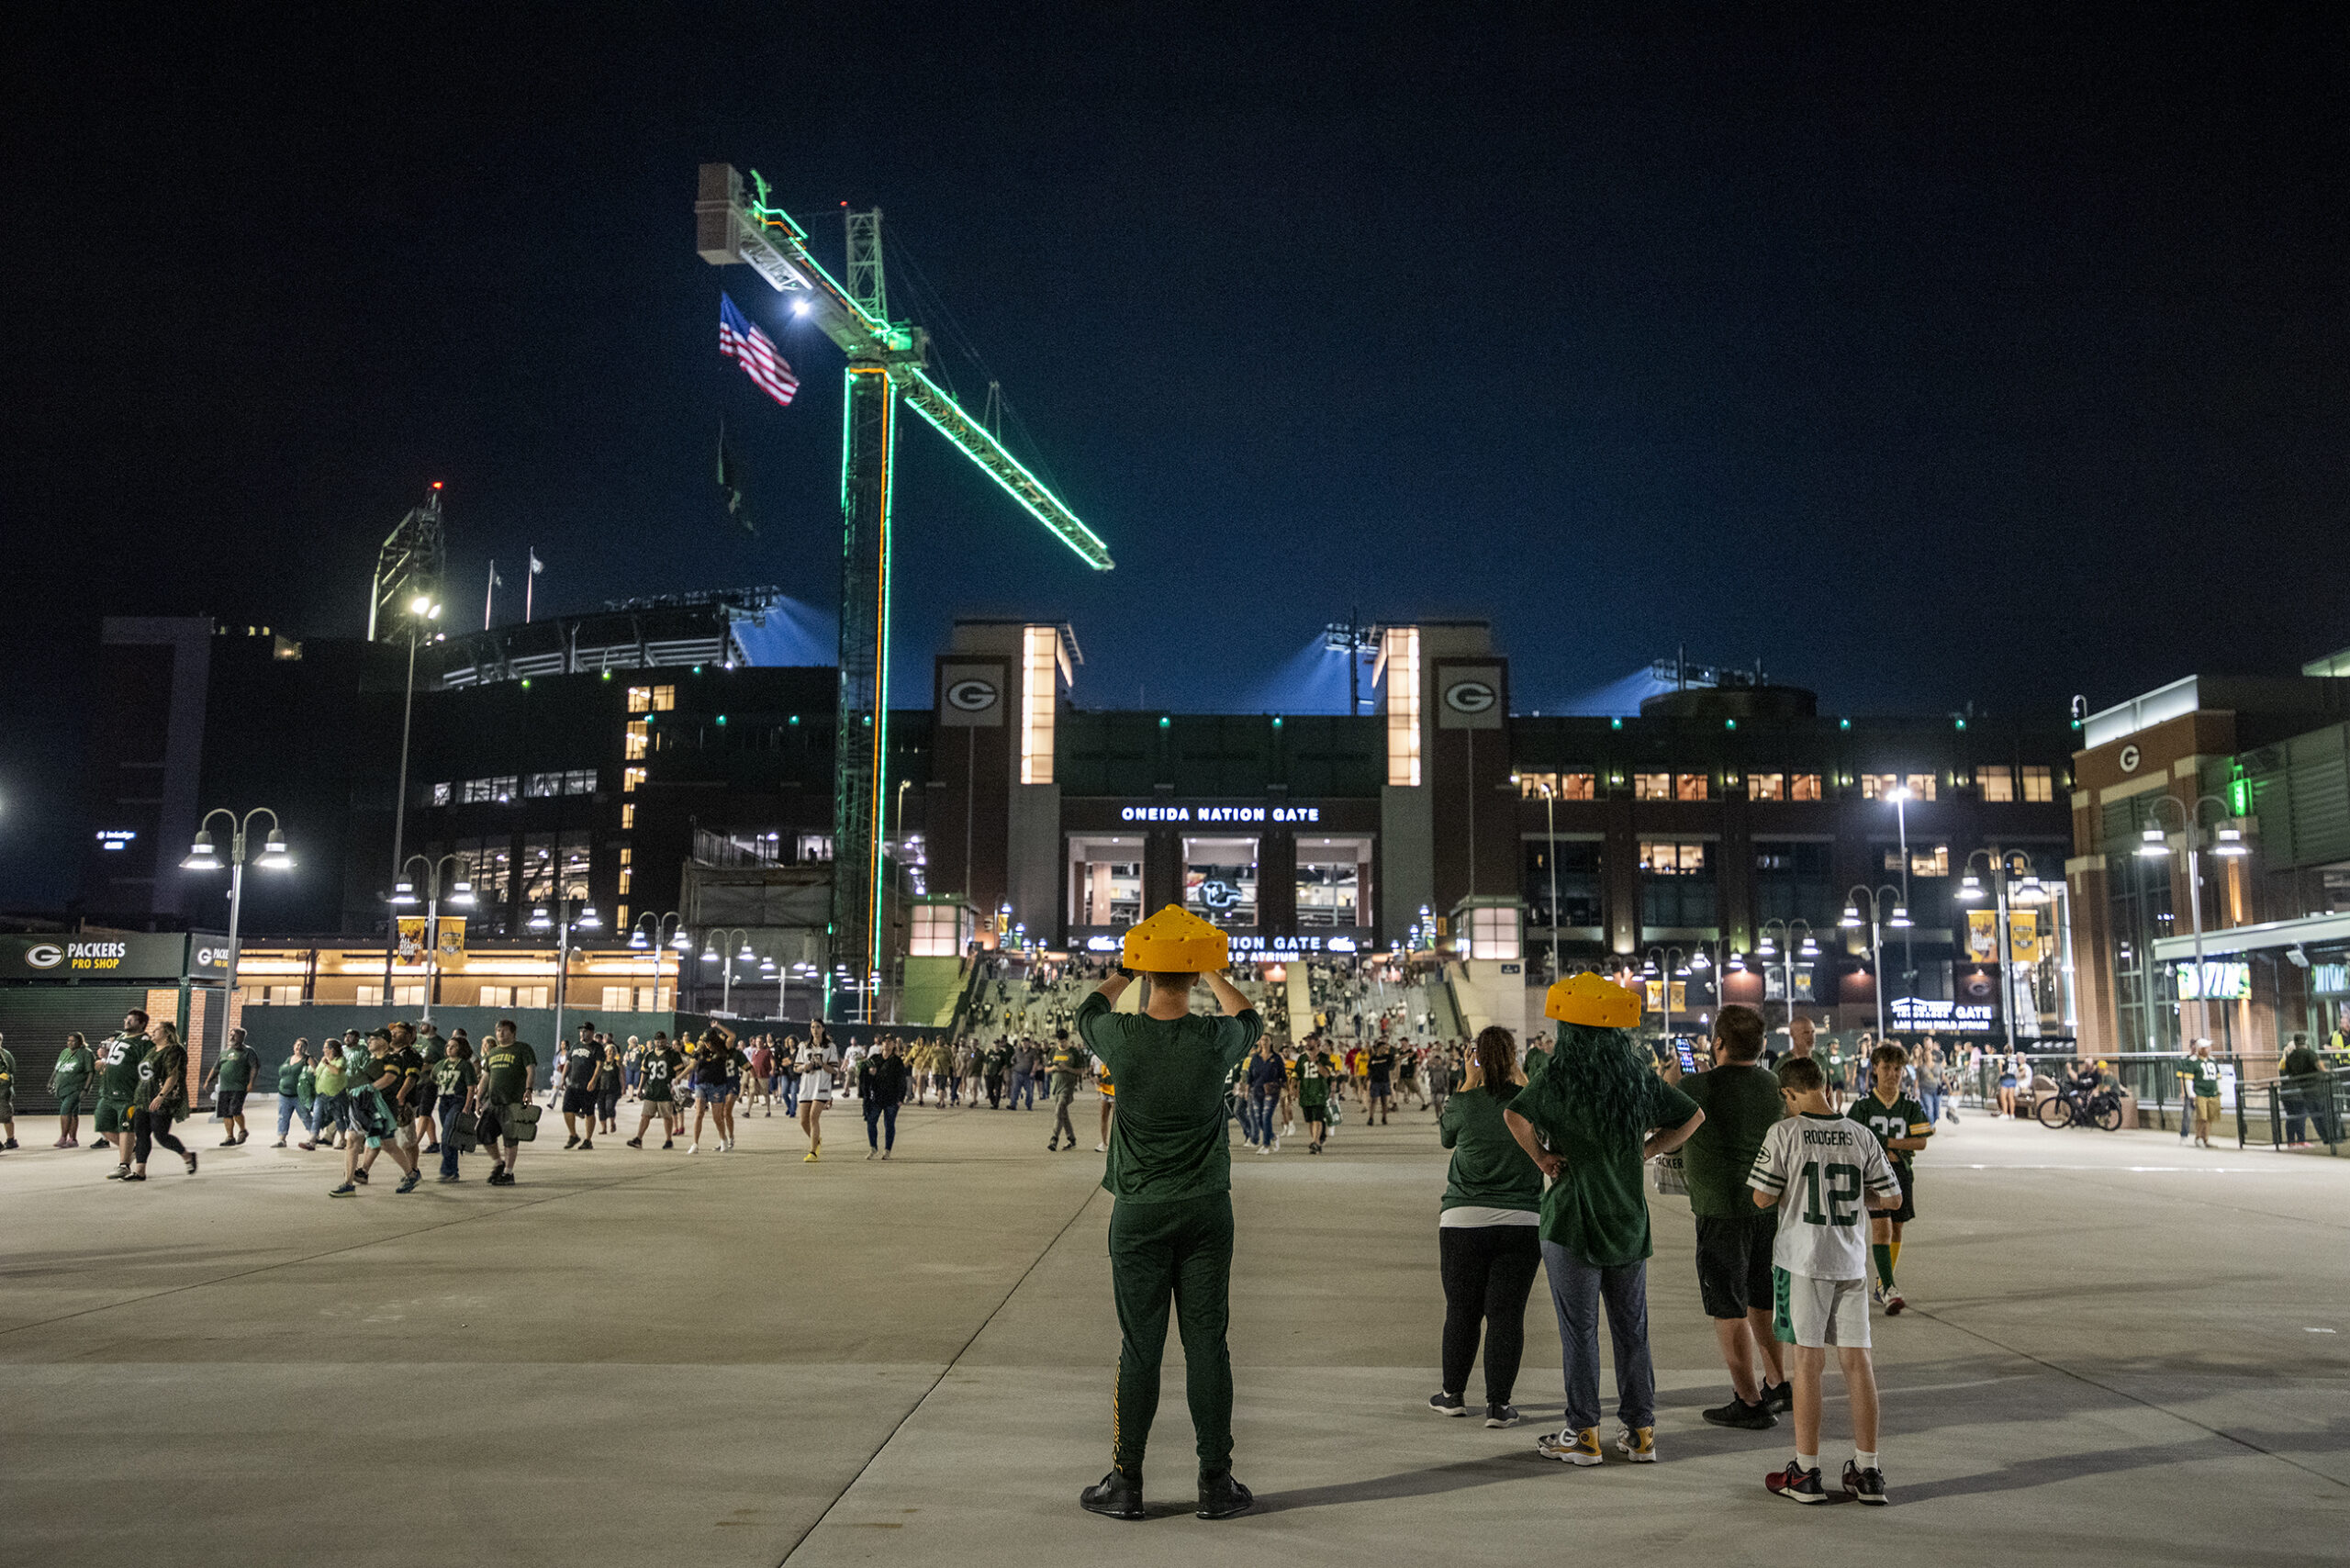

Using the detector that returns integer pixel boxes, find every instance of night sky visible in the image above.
[5,6,2345,901]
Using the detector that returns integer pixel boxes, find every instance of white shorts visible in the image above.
[798,1073,832,1103]
[1773,1269,1871,1349]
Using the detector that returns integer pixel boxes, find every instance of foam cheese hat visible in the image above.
[1545,970,1641,1027]
[1122,905,1229,973]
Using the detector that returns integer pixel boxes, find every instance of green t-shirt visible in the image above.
[638,1046,684,1099]
[1438,1084,1543,1213]
[1505,1043,1699,1267]
[2189,1059,2222,1098]
[1676,1063,1785,1217]
[313,1056,347,1096]
[52,1045,95,1092]
[216,1047,256,1092]
[1076,991,1261,1204]
[2281,1046,2324,1079]
[433,1057,477,1096]
[1846,1091,1931,1171]
[420,1034,447,1064]
[275,1057,305,1096]
[1047,1043,1088,1090]
[141,1041,190,1114]
[97,1034,151,1102]
[480,1039,538,1104]
[1292,1053,1334,1106]
[0,1046,15,1093]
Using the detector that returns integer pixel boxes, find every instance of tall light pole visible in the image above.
[1958,847,2046,1058]
[700,926,755,1016]
[385,590,443,998]
[182,808,293,1016]
[1841,884,1912,1043]
[390,853,474,1023]
[1885,784,1917,1013]
[1512,774,1563,982]
[529,896,601,1045]
[1756,919,1819,1038]
[1685,936,1743,1025]
[1641,945,1693,1048]
[2128,795,2248,1052]
[631,912,692,1014]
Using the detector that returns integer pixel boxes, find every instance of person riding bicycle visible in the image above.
[2066,1060,2102,1102]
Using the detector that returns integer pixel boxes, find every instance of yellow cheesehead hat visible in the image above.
[1545,970,1642,1027]
[1122,905,1229,973]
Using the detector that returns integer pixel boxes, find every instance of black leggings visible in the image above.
[1438,1224,1542,1406]
[131,1107,188,1165]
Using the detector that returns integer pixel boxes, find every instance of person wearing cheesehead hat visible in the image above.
[1504,971,1705,1468]
[1075,905,1265,1524]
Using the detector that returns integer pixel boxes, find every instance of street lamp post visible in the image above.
[529,896,601,1045]
[390,853,475,1023]
[1885,784,1918,1013]
[699,926,755,1016]
[182,808,294,1013]
[384,590,443,996]
[1756,919,1819,1039]
[1841,885,1913,1043]
[629,910,692,1017]
[1641,945,1694,1050]
[2130,795,2247,1051]
[1958,846,2052,1059]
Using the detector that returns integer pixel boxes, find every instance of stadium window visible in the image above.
[1749,772,1785,801]
[524,772,562,799]
[428,781,452,807]
[627,686,652,713]
[1516,772,1557,800]
[1860,774,1900,800]
[614,904,629,928]
[624,721,650,760]
[1561,772,1596,801]
[652,685,677,711]
[564,769,597,795]
[1790,773,1823,801]
[1633,773,1672,801]
[619,846,632,866]
[1904,773,1938,802]
[622,766,646,793]
[1912,844,1950,877]
[1639,841,1707,874]
[1979,766,2015,801]
[2022,765,2053,802]
[1675,773,1709,801]
[620,802,636,829]
[618,868,632,893]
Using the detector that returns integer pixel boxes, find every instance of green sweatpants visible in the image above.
[1109,1192,1235,1479]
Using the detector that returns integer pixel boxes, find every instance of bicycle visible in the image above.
[2037,1083,2123,1132]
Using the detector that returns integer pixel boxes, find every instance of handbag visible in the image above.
[449,1108,480,1154]
[501,1101,542,1142]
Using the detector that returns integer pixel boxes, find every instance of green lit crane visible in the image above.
[694,162,1113,1017]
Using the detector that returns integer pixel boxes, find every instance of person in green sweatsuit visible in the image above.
[1074,909,1263,1525]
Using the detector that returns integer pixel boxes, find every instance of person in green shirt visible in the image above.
[128,1019,198,1181]
[1046,1031,1087,1152]
[433,1038,478,1181]
[1430,1025,1544,1427]
[1074,911,1263,1524]
[1669,1002,1790,1430]
[1845,1042,1932,1315]
[1292,1036,1336,1152]
[202,1025,260,1147]
[330,1026,424,1196]
[50,1031,96,1148]
[2188,1042,2223,1148]
[93,1012,154,1175]
[1504,972,1703,1467]
[467,1018,539,1186]
[627,1035,686,1149]
[306,1038,350,1150]
[0,1033,17,1150]
[2279,1033,2331,1148]
[272,1039,317,1148]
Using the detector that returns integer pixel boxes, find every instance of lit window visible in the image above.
[1979,766,2015,802]
[627,687,652,713]
[1384,627,1421,787]
[1749,773,1785,801]
[564,769,597,795]
[624,721,649,760]
[1860,774,1900,800]
[619,846,633,866]
[430,781,452,806]
[1904,773,1938,802]
[1912,844,1950,877]
[1790,774,1822,801]
[622,766,647,793]
[1021,625,1059,786]
[613,905,629,929]
[1561,772,1596,801]
[1639,841,1707,874]
[652,685,676,711]
[525,772,563,798]
[1469,905,1520,962]
[621,803,636,829]
[618,868,632,893]
[2022,766,2054,802]
[1517,772,1557,800]
[1633,773,1671,801]
[1675,773,1709,801]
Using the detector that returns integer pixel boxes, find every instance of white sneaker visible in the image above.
[1269,1137,1281,1153]
[1094,1143,1108,1153]
[688,1143,699,1154]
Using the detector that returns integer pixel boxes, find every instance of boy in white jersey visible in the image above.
[1748,1055,1903,1505]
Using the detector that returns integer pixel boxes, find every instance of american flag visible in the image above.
[719,293,800,409]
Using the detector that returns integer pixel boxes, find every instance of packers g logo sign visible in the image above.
[1444,680,1496,715]
[25,944,64,969]
[946,679,999,712]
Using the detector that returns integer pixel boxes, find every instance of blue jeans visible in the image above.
[439,1094,467,1177]
[1539,1239,1655,1434]
[312,1092,347,1140]
[864,1099,899,1150]
[275,1094,315,1141]
[1919,1085,1942,1125]
[783,1077,800,1114]
[1010,1072,1035,1110]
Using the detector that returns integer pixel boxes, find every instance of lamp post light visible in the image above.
[1641,945,1694,1050]
[2126,794,2248,1052]
[390,853,474,1023]
[699,926,755,1016]
[182,808,293,1013]
[383,590,443,998]
[528,895,601,1045]
[1512,774,1563,982]
[1755,918,1819,1036]
[628,910,689,1014]
[1884,784,1918,1009]
[1957,846,2048,1058]
[1841,885,1912,1043]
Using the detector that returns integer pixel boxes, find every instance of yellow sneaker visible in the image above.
[1615,1426,1656,1462]
[804,1149,820,1162]
[1537,1427,1605,1467]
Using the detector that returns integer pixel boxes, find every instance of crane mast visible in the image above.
[694,162,1111,1018]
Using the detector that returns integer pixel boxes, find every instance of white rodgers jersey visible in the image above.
[1749,1114,1903,1280]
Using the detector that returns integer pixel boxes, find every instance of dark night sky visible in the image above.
[5,6,2346,901]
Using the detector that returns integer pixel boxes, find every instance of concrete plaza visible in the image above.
[4,1092,2346,1566]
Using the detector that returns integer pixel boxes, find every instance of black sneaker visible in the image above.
[577,1139,593,1151]
[1762,1379,1794,1414]
[437,1173,462,1182]
[564,1134,580,1149]
[1429,1391,1467,1417]
[1702,1396,1777,1430]
[184,1152,198,1174]
[329,1182,356,1198]
[1047,1139,1059,1151]
[1196,1472,1253,1520]
[352,1168,369,1185]
[661,1140,674,1149]
[626,1137,643,1148]
[425,1141,442,1154]
[1766,1461,1826,1503]
[488,1170,515,1187]
[124,1170,147,1182]
[1484,1403,1521,1428]
[1079,1471,1145,1520]
[395,1170,422,1193]
[1842,1460,1888,1505]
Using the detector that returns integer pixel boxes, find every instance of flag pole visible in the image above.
[526,551,535,623]
[485,560,497,630]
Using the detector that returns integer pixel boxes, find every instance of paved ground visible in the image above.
[5,1091,2347,1566]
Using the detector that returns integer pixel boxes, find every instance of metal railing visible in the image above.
[2234,1070,2350,1153]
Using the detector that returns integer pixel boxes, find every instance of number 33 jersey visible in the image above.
[1749,1114,1903,1280]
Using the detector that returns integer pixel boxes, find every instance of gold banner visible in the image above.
[436,916,466,961]
[396,917,430,964]
[395,917,467,964]
[2008,909,2041,965]
[1641,980,1690,1014]
[1965,910,1999,963]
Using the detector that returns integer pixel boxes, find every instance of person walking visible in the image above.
[93,1010,155,1176]
[202,1026,260,1147]
[329,1029,424,1196]
[626,1034,685,1148]
[1428,1025,1544,1428]
[794,1022,838,1160]
[0,1033,17,1149]
[1668,1003,1789,1429]
[127,1020,200,1182]
[1047,1031,1086,1152]
[50,1030,96,1148]
[1075,907,1263,1523]
[1504,973,1703,1467]
[271,1040,318,1148]
[1010,1036,1039,1111]
[1243,1038,1284,1153]
[560,1021,603,1150]
[434,1037,478,1182]
[859,1038,910,1159]
[1293,1036,1336,1153]
[469,1019,539,1186]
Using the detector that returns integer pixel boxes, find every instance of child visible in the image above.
[1848,1043,1933,1314]
[1749,1055,1903,1504]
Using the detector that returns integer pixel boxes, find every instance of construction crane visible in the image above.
[694,162,1113,1017]
[366,483,447,642]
